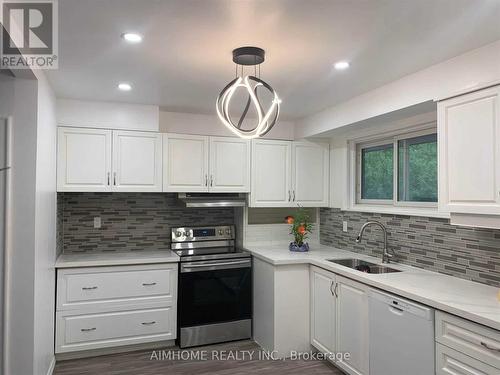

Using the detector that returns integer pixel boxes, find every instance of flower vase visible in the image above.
[289,242,310,252]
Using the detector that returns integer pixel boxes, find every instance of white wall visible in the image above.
[33,74,57,375]
[57,98,159,132]
[0,73,57,375]
[160,111,295,140]
[296,39,500,138]
[4,77,38,375]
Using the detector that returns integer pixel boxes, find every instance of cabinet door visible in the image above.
[163,134,209,192]
[209,137,250,192]
[438,86,500,215]
[292,141,329,207]
[310,267,336,354]
[250,139,292,207]
[112,131,162,192]
[57,127,112,192]
[336,275,369,375]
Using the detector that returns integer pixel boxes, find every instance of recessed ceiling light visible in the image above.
[118,83,132,91]
[121,32,143,43]
[334,61,350,70]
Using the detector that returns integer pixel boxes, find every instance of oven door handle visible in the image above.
[181,259,251,272]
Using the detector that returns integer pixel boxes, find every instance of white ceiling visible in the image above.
[46,0,500,120]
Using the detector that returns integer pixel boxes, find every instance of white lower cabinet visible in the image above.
[335,275,370,375]
[436,343,499,375]
[56,306,176,353]
[253,258,311,358]
[55,264,178,354]
[435,311,500,374]
[310,266,336,354]
[310,268,369,375]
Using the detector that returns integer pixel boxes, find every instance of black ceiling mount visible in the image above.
[232,46,265,66]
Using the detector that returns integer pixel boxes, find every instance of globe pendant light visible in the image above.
[216,47,281,139]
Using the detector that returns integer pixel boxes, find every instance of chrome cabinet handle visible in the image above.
[334,282,338,298]
[142,282,157,286]
[81,327,96,332]
[107,172,110,185]
[141,321,156,325]
[481,342,500,352]
[288,190,291,201]
[205,174,208,186]
[113,172,117,185]
[210,175,213,187]
[329,281,335,297]
[82,286,98,290]
[293,190,296,201]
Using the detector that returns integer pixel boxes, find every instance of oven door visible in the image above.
[179,258,252,328]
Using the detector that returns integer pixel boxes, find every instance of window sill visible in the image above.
[342,204,450,219]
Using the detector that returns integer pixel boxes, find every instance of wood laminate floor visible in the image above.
[53,340,344,375]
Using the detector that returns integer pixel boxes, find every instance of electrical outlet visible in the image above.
[93,217,101,229]
[342,221,348,232]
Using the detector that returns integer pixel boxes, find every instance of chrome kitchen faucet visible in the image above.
[355,221,395,264]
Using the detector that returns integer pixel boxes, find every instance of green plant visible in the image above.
[285,208,313,245]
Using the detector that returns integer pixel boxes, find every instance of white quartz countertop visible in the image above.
[55,250,180,268]
[244,243,500,331]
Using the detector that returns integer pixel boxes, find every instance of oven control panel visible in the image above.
[171,225,234,242]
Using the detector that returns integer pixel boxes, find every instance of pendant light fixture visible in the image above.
[216,47,281,139]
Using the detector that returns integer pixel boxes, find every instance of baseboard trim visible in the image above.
[46,357,56,375]
[55,340,175,361]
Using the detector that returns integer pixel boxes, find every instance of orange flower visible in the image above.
[285,216,295,224]
[297,225,306,235]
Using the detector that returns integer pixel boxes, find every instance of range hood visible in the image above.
[177,193,247,208]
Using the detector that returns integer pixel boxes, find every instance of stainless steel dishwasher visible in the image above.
[369,290,435,375]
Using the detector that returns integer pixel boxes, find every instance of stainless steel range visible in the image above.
[172,225,252,348]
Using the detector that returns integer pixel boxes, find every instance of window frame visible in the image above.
[353,125,438,209]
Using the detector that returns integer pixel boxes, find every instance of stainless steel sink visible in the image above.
[327,258,402,274]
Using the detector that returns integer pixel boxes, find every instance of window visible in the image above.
[356,129,437,206]
[361,143,394,200]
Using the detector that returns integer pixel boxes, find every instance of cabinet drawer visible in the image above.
[56,306,176,353]
[436,311,500,369]
[57,264,177,311]
[437,343,498,375]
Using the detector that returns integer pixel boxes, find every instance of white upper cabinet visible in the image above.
[438,85,500,217]
[310,266,336,354]
[163,134,209,192]
[112,131,162,192]
[163,134,250,193]
[292,141,329,207]
[57,127,112,192]
[250,139,292,207]
[209,137,250,192]
[250,139,329,207]
[57,127,161,192]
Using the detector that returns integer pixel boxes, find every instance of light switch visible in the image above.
[342,221,348,232]
[93,217,101,229]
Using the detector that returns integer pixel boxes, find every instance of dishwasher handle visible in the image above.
[369,290,433,320]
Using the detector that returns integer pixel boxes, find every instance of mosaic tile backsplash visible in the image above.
[320,208,500,287]
[58,193,234,253]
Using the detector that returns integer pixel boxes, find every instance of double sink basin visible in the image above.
[327,258,402,274]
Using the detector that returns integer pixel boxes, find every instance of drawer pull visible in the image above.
[481,342,500,352]
[81,286,98,290]
[81,327,96,332]
[142,282,157,286]
[141,321,156,325]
